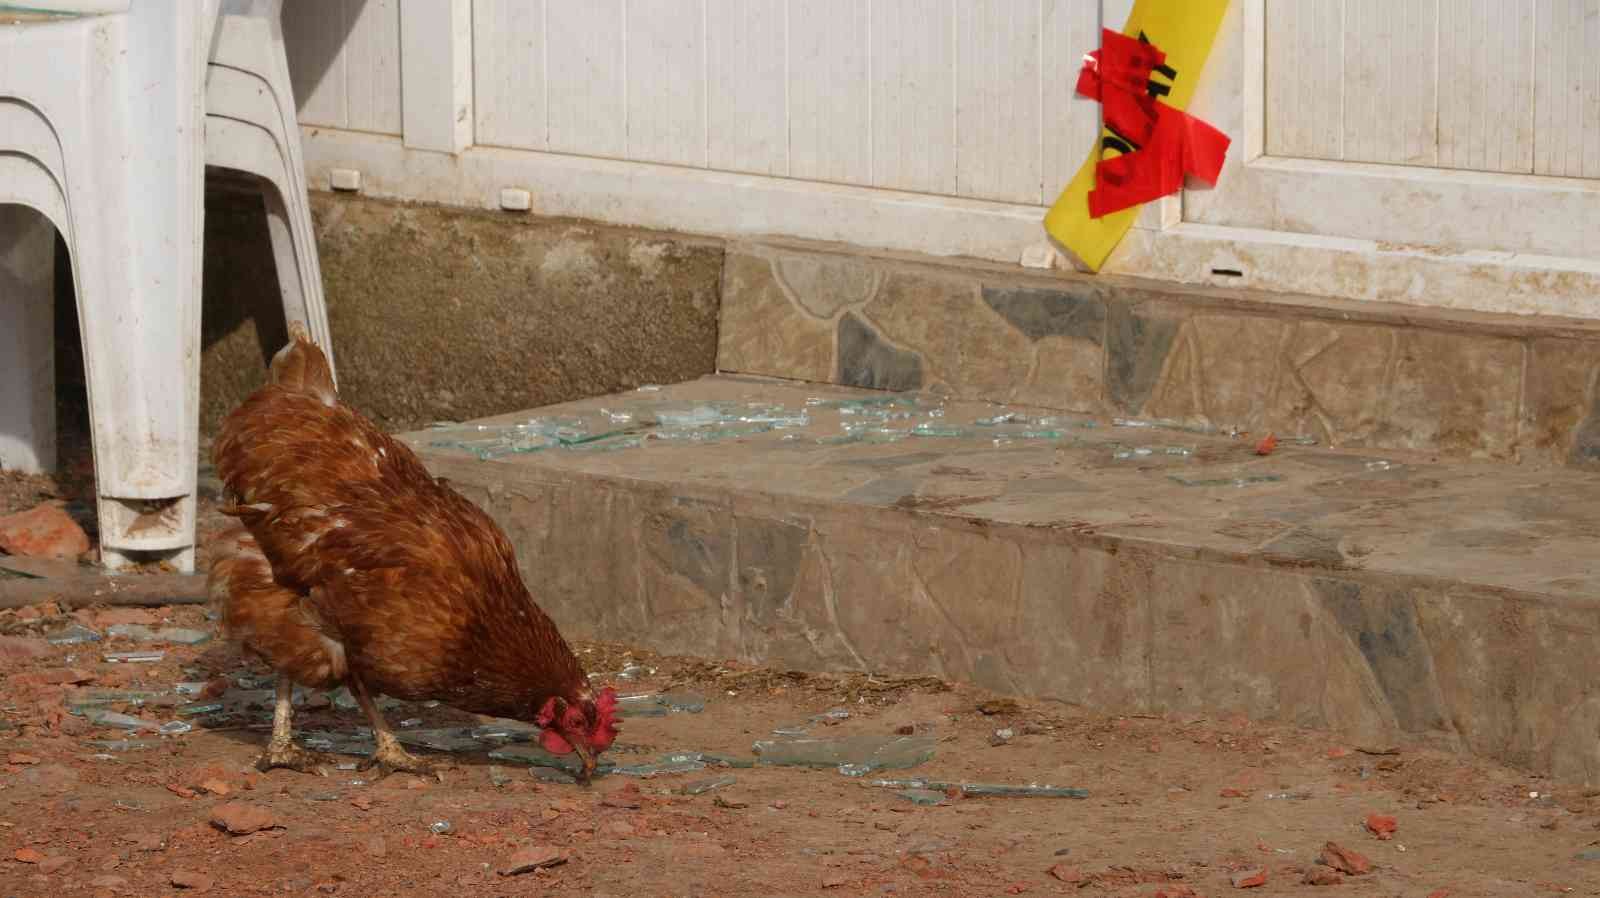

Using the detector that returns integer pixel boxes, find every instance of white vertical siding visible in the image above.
[1342,0,1437,166]
[787,0,871,185]
[1041,0,1105,205]
[869,0,956,195]
[1263,0,1343,160]
[545,2,627,158]
[473,0,549,150]
[1267,0,1597,178]
[625,0,708,167]
[286,0,1600,214]
[705,0,788,175]
[288,0,1107,203]
[282,0,402,135]
[955,0,1044,203]
[1438,0,1535,173]
[1534,0,1600,178]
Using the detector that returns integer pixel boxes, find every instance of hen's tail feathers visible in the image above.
[269,324,337,405]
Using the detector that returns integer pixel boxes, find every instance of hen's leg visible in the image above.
[256,678,326,774]
[348,674,439,780]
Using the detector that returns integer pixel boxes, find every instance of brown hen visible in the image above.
[208,327,617,782]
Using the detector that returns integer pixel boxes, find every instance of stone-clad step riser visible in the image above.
[435,464,1600,783]
[717,245,1600,467]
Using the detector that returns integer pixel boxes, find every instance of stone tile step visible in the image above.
[718,240,1600,467]
[403,375,1600,781]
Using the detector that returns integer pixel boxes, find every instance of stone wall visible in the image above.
[719,243,1600,467]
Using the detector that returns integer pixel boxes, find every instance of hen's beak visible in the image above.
[573,743,596,786]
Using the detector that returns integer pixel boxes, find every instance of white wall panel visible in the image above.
[283,0,401,135]
[546,1,627,158]
[1534,0,1600,178]
[1266,0,1595,178]
[1263,0,1342,160]
[869,0,956,194]
[955,0,1043,203]
[626,0,708,167]
[787,0,871,185]
[473,0,548,150]
[706,0,787,175]
[1042,0,1104,204]
[1438,0,1535,173]
[1342,0,1436,166]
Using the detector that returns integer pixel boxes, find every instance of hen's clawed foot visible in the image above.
[255,742,329,776]
[358,740,442,781]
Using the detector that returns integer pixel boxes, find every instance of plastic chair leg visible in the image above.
[262,179,334,376]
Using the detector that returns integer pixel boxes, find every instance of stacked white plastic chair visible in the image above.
[0,0,333,573]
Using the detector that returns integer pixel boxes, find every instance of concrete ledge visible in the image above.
[405,376,1600,782]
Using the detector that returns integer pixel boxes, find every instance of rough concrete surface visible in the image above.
[4,616,1594,896]
[407,376,1600,783]
[199,187,721,435]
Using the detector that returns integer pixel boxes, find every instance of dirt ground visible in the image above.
[5,458,1600,898]
[2,597,1598,898]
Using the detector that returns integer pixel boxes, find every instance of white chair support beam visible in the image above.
[0,1,335,571]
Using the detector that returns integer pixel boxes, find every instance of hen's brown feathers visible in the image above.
[210,336,588,720]
[208,524,346,689]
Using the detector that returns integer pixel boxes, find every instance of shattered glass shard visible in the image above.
[106,624,212,645]
[89,739,161,752]
[616,691,707,717]
[103,651,165,664]
[751,734,935,773]
[654,405,725,428]
[70,689,166,707]
[896,788,949,806]
[868,777,1088,798]
[45,624,101,645]
[394,728,482,753]
[650,423,773,443]
[807,396,920,410]
[470,720,539,743]
[678,775,736,795]
[84,710,160,731]
[696,751,756,769]
[487,744,617,777]
[1168,473,1284,488]
[1113,445,1191,460]
[909,424,975,439]
[563,435,643,453]
[300,731,378,756]
[612,756,707,777]
[659,691,707,713]
[530,766,578,784]
[954,782,1090,798]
